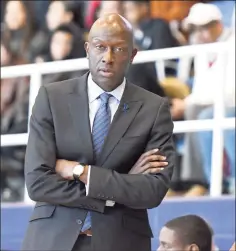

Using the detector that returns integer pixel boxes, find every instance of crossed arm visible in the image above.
[25,86,175,212]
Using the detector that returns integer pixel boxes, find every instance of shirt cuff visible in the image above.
[85,165,91,196]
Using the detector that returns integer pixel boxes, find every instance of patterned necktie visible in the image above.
[92,92,112,160]
[81,92,112,233]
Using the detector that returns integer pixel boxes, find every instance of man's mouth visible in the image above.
[99,68,114,77]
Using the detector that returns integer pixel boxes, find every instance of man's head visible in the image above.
[184,3,223,44]
[123,0,150,27]
[85,13,137,92]
[157,215,212,251]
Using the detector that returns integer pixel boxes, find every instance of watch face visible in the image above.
[73,165,84,176]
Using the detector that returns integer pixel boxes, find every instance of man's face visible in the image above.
[157,227,187,251]
[190,22,220,44]
[85,26,137,91]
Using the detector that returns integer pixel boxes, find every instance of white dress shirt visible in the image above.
[86,73,126,206]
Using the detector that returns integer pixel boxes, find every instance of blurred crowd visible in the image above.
[1,0,235,202]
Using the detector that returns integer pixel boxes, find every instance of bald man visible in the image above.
[22,14,175,251]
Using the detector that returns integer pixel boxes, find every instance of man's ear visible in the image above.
[188,244,199,251]
[130,48,138,63]
[84,42,89,58]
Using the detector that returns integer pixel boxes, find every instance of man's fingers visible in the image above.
[143,167,165,174]
[138,149,159,161]
[141,161,168,173]
[139,154,166,167]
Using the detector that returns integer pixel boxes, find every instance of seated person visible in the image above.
[1,39,29,202]
[157,215,215,251]
[40,23,86,84]
[170,3,235,196]
[123,0,179,76]
[34,0,85,62]
[123,0,179,50]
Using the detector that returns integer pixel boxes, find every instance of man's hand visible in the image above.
[129,149,168,174]
[56,148,167,182]
[55,159,89,184]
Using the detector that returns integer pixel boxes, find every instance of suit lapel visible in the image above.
[98,83,143,166]
[67,73,94,163]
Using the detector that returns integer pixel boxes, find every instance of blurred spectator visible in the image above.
[197,35,235,195]
[41,23,86,84]
[1,38,29,202]
[34,0,86,63]
[123,0,179,77]
[123,0,179,51]
[1,39,29,134]
[171,3,235,196]
[2,0,47,64]
[157,215,212,251]
[46,1,84,31]
[184,3,233,45]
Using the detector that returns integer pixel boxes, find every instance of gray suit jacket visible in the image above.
[22,72,175,251]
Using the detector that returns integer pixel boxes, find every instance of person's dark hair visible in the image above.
[1,31,22,64]
[59,1,85,29]
[164,215,212,251]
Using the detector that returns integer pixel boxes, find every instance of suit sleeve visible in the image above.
[25,86,105,213]
[88,98,175,209]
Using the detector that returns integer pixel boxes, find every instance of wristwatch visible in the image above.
[73,164,86,181]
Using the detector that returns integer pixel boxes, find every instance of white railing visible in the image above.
[1,42,235,202]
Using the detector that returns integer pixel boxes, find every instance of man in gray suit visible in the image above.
[22,14,175,251]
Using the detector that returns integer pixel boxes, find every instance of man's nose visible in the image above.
[102,48,114,64]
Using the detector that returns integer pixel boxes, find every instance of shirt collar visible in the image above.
[87,73,126,103]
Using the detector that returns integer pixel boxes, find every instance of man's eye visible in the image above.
[114,47,124,53]
[96,45,105,50]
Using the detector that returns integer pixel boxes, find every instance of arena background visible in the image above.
[1,1,235,251]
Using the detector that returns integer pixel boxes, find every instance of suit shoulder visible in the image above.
[43,77,79,94]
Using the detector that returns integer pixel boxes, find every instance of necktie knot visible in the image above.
[100,92,112,104]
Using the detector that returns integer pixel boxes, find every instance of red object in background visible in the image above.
[85,1,101,29]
